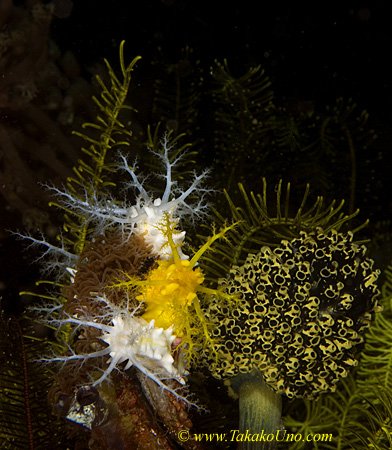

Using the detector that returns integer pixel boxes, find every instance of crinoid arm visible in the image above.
[200,179,369,280]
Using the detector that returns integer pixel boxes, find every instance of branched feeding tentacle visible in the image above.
[38,294,192,402]
[12,230,78,278]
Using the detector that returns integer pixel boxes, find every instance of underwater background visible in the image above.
[1,1,392,449]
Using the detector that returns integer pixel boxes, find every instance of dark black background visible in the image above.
[50,1,391,121]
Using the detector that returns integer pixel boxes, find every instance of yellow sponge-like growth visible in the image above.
[112,214,237,363]
[139,259,205,330]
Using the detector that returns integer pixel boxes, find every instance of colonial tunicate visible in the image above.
[202,227,381,399]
